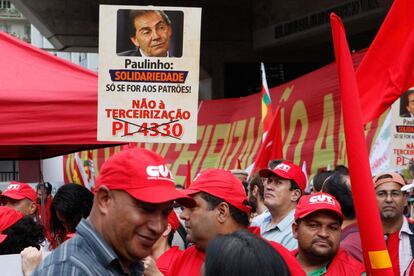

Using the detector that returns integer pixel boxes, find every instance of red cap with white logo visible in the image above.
[259,161,307,192]
[95,148,195,208]
[294,192,343,221]
[184,168,251,214]
[1,182,37,203]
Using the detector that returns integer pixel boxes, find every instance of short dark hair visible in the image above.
[50,183,93,248]
[322,172,355,219]
[129,10,171,37]
[205,230,290,276]
[199,192,250,227]
[312,170,334,192]
[334,165,349,175]
[0,216,45,255]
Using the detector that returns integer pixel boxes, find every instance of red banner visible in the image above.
[64,50,386,186]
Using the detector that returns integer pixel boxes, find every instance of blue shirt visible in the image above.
[33,219,144,276]
[259,209,298,250]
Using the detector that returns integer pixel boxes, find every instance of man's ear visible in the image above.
[216,202,230,224]
[94,186,112,215]
[291,189,302,202]
[130,36,139,47]
[292,222,299,239]
[252,185,259,197]
[29,201,37,216]
[162,224,172,238]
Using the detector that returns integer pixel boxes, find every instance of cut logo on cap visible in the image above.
[276,163,291,173]
[309,194,335,205]
[5,184,20,191]
[146,165,174,182]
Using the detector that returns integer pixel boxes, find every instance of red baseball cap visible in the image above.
[1,182,37,203]
[95,148,195,208]
[294,192,343,221]
[259,161,307,192]
[373,172,406,188]
[184,168,251,214]
[0,206,24,244]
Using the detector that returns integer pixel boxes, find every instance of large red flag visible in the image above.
[251,106,283,174]
[357,0,414,124]
[330,14,393,275]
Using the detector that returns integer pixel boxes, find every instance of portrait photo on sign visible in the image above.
[116,9,183,58]
[399,89,414,118]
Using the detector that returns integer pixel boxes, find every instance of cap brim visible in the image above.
[182,188,201,196]
[0,193,26,201]
[126,186,196,208]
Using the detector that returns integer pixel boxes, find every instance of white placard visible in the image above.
[98,5,201,143]
[390,89,414,169]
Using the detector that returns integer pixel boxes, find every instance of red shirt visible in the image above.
[387,231,401,276]
[156,246,183,275]
[166,245,204,276]
[167,227,305,276]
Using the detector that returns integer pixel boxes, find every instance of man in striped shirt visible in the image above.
[33,148,195,276]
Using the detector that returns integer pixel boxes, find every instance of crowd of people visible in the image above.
[1,147,414,275]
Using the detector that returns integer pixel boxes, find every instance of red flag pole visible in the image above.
[185,160,191,189]
[330,13,393,275]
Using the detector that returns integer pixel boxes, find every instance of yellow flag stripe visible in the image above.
[368,250,392,269]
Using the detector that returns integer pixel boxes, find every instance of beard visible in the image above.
[302,238,337,263]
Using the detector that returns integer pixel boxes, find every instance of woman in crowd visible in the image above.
[48,183,93,249]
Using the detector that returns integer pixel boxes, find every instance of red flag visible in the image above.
[357,0,414,123]
[330,13,393,275]
[185,160,191,189]
[251,106,283,175]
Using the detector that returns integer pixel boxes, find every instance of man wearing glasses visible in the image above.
[374,172,413,276]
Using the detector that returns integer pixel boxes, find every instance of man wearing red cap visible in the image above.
[33,148,195,276]
[165,168,305,276]
[373,172,413,276]
[292,192,365,275]
[1,181,37,217]
[257,161,306,250]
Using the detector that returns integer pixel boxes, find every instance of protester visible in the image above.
[322,172,363,262]
[248,173,266,215]
[292,192,365,275]
[164,168,305,276]
[33,148,195,275]
[256,161,306,250]
[204,230,290,276]
[374,172,413,276]
[143,210,183,275]
[36,182,53,228]
[48,183,94,249]
[0,206,45,255]
[1,181,37,217]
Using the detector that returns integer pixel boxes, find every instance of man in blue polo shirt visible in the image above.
[257,161,306,250]
[33,148,195,276]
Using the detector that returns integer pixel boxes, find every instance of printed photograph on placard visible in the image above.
[116,10,183,58]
